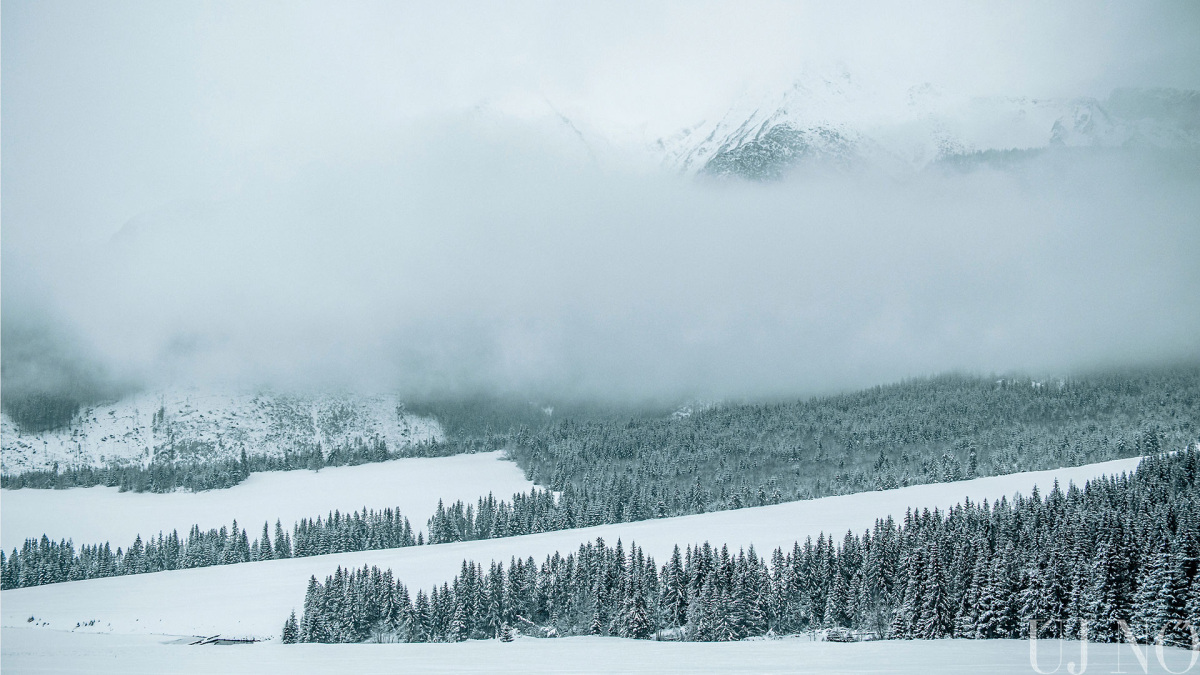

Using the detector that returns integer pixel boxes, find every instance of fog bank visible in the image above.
[4,123,1198,400]
[4,1,1199,402]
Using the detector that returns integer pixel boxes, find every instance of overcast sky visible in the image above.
[3,1,1199,400]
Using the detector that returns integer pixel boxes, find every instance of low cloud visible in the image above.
[4,116,1198,401]
[4,2,1199,402]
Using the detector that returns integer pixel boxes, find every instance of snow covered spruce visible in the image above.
[284,449,1200,645]
[1,507,417,589]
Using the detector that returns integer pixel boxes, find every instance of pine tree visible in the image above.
[822,563,848,629]
[259,523,273,561]
[687,578,713,641]
[662,545,687,629]
[412,590,431,642]
[1133,540,1170,640]
[977,544,1017,638]
[1019,559,1051,637]
[889,546,920,638]
[954,546,986,638]
[448,602,467,642]
[1158,542,1191,646]
[1185,575,1200,633]
[712,587,738,642]
[625,590,653,639]
[916,542,950,639]
[282,610,299,644]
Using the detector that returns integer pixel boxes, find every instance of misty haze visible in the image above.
[2,2,1199,674]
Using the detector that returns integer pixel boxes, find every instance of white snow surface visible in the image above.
[0,451,533,551]
[0,456,1142,639]
[5,628,1198,675]
[1,389,444,474]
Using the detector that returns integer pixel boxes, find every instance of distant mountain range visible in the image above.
[651,71,1200,180]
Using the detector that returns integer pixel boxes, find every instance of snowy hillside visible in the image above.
[0,455,1142,638]
[657,71,1200,180]
[0,451,532,551]
[1,390,444,475]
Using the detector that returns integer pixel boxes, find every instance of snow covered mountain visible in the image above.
[657,72,1200,180]
[0,390,444,475]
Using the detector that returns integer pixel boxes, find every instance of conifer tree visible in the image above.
[625,590,653,639]
[259,523,273,561]
[916,542,950,639]
[282,610,299,643]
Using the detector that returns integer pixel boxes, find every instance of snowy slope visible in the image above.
[658,69,875,177]
[6,628,1197,675]
[0,456,1142,638]
[657,74,1200,179]
[1,389,444,474]
[0,451,533,551]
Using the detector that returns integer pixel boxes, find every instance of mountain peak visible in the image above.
[657,79,1200,181]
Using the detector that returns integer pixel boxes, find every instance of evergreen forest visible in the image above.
[287,449,1200,645]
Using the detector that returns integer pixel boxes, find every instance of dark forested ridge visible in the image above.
[0,319,123,434]
[402,397,663,443]
[5,367,1195,497]
[417,368,1199,543]
[1,392,91,435]
[512,369,1199,501]
[287,449,1200,645]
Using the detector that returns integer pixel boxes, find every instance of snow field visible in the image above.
[1,451,533,551]
[4,628,1198,675]
[0,456,1143,638]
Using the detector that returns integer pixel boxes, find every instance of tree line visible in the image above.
[5,368,1195,505]
[287,449,1200,645]
[0,437,473,493]
[506,369,1199,521]
[1,506,417,590]
[414,370,1199,546]
[422,437,1179,548]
